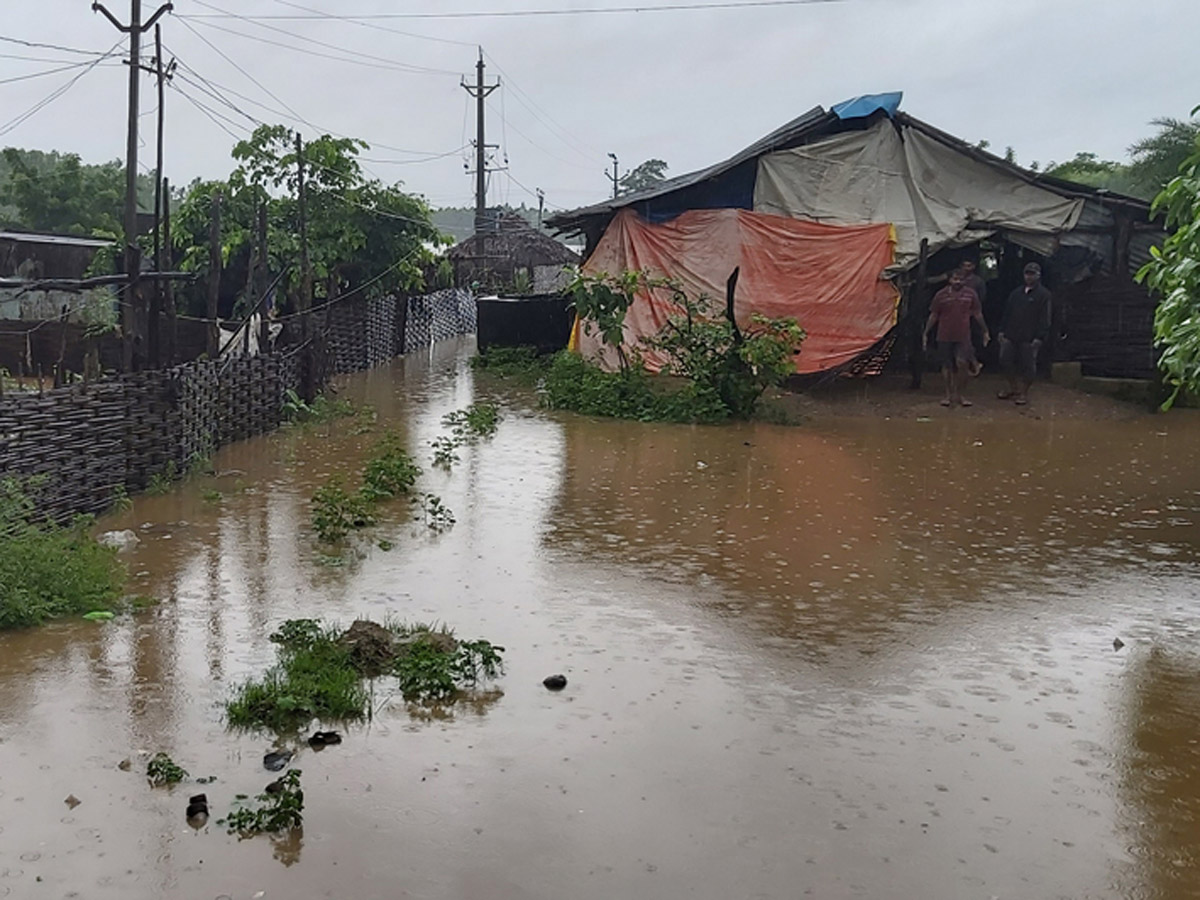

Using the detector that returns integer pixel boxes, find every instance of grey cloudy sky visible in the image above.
[3,0,1199,215]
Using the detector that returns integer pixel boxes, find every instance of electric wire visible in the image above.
[182,0,462,77]
[184,0,844,19]
[264,0,478,49]
[0,39,126,139]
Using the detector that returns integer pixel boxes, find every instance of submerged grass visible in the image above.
[225,617,505,732]
[0,478,125,630]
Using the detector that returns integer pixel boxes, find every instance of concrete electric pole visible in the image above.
[606,152,620,199]
[461,49,499,235]
[92,0,173,371]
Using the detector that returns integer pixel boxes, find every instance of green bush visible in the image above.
[360,431,421,502]
[0,479,125,629]
[646,293,805,419]
[311,478,376,543]
[221,769,304,835]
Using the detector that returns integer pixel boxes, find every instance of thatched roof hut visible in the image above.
[447,213,579,293]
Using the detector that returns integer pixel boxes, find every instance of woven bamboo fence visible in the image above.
[0,290,476,521]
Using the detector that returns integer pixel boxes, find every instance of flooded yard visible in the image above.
[3,338,1200,899]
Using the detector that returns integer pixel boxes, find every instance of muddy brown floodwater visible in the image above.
[4,339,1200,899]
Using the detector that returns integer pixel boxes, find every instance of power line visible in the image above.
[168,78,445,230]
[483,51,606,167]
[0,40,125,139]
[167,48,464,162]
[183,0,845,19]
[0,35,121,57]
[264,0,477,49]
[180,0,462,76]
[0,58,121,87]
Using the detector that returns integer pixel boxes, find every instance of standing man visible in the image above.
[924,268,989,407]
[959,257,987,374]
[997,262,1052,405]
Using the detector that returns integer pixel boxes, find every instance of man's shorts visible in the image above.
[999,338,1038,380]
[938,340,971,372]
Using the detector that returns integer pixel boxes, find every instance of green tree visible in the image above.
[0,147,154,235]
[618,159,668,196]
[1135,106,1200,409]
[1128,117,1200,197]
[1045,152,1139,194]
[169,125,442,319]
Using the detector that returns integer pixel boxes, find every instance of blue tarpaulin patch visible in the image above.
[832,92,903,121]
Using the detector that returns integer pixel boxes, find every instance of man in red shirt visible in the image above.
[923,269,990,407]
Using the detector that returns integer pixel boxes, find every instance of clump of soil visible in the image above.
[340,620,399,675]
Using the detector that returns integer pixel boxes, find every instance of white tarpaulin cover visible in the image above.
[754,119,1084,269]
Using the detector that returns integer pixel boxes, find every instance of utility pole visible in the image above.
[148,23,174,368]
[92,0,173,372]
[206,191,221,359]
[536,188,545,232]
[295,132,311,325]
[461,49,499,235]
[606,152,620,200]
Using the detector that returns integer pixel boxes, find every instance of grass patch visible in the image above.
[542,351,729,423]
[470,345,549,379]
[282,388,362,426]
[225,618,504,732]
[220,769,304,835]
[0,479,125,630]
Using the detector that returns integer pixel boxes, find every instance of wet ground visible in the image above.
[3,338,1200,899]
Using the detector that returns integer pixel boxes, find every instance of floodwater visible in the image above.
[3,339,1200,900]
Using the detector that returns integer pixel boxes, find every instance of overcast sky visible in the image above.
[3,0,1199,215]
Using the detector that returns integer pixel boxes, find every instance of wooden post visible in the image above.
[162,176,176,366]
[207,190,222,359]
[256,199,269,354]
[909,237,930,390]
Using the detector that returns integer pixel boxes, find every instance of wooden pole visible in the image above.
[207,190,222,359]
[909,237,930,390]
[162,176,176,365]
[256,199,269,354]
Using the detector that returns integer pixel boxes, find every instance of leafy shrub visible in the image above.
[221,769,304,835]
[0,479,125,630]
[360,432,421,502]
[1137,113,1200,409]
[311,478,376,543]
[559,269,805,421]
[147,752,188,786]
[646,292,805,419]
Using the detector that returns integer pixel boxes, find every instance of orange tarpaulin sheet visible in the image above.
[579,208,900,375]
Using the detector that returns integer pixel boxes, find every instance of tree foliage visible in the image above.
[0,147,154,236]
[618,158,668,196]
[1136,108,1200,409]
[168,125,443,319]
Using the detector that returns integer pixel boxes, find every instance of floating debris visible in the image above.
[543,674,568,691]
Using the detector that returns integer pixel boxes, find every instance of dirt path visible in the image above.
[771,372,1156,423]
